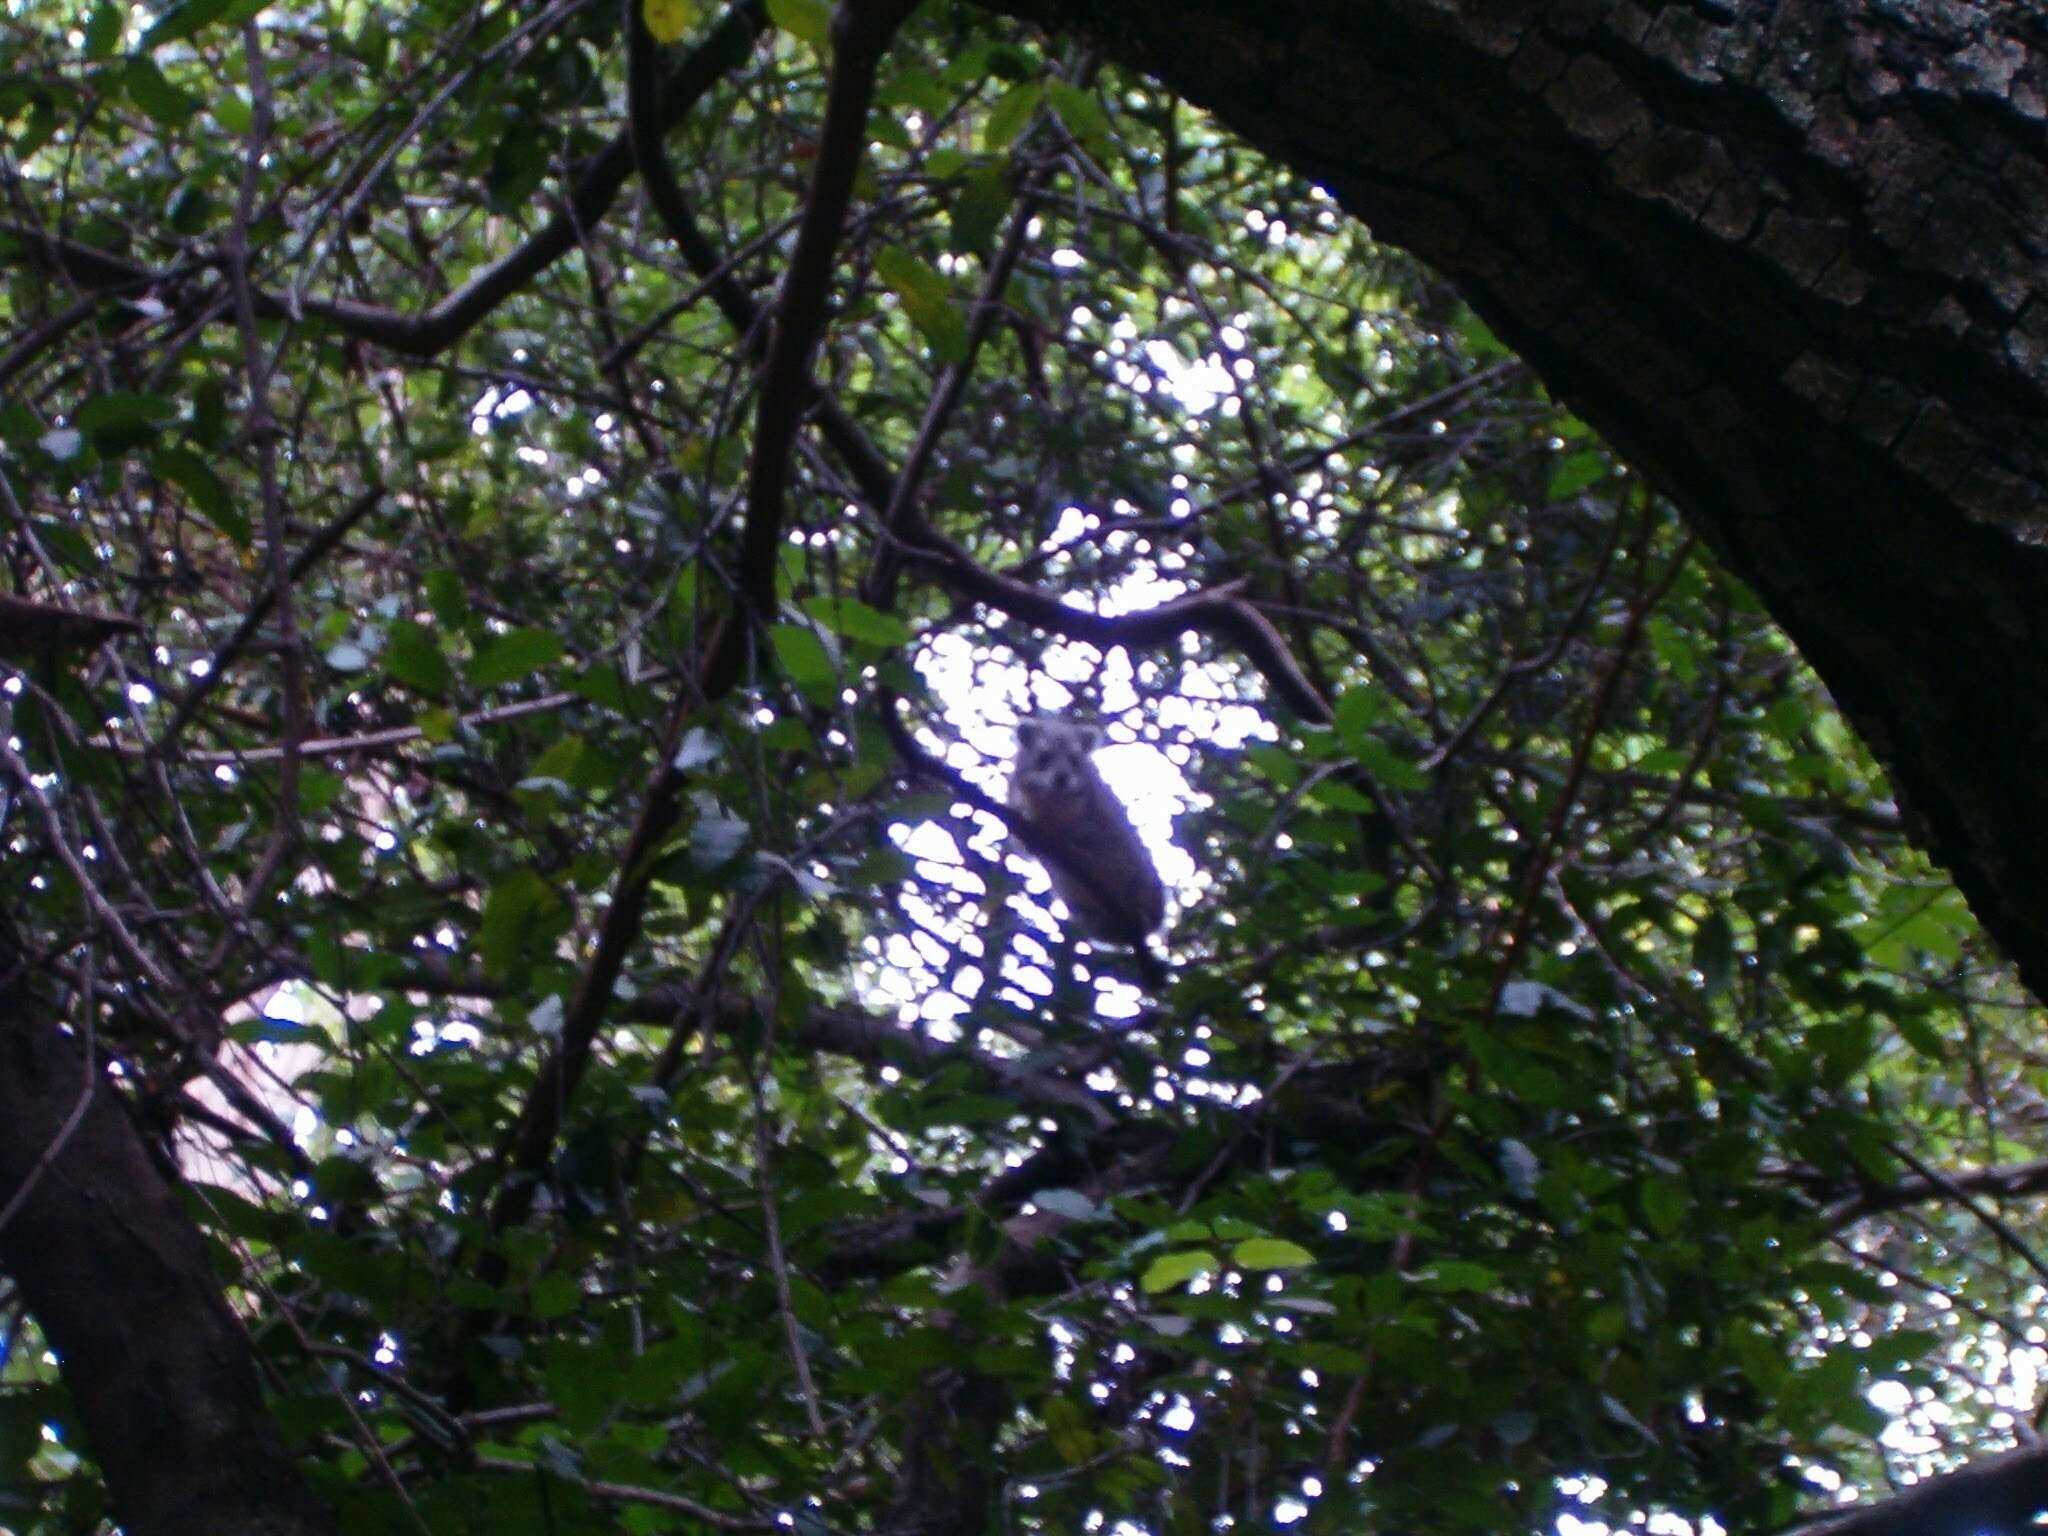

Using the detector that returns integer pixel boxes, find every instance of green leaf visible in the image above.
[1421,1260,1497,1292]
[167,180,214,236]
[531,734,584,783]
[300,768,344,814]
[124,56,200,129]
[1045,81,1113,155]
[873,247,970,364]
[884,70,953,117]
[384,620,453,697]
[1332,686,1385,747]
[1640,1175,1687,1237]
[764,0,830,50]
[485,114,547,214]
[210,89,251,135]
[1233,1238,1313,1272]
[1139,1250,1216,1294]
[1547,449,1609,500]
[140,0,234,51]
[1692,911,1736,995]
[82,1,125,57]
[480,870,564,983]
[1353,736,1426,790]
[1812,1017,1878,1088]
[801,596,910,647]
[1244,743,1301,789]
[1864,885,1969,968]
[190,378,227,446]
[1306,777,1374,814]
[770,622,839,697]
[1645,614,1699,686]
[152,446,249,546]
[1890,1008,1946,1060]
[1459,309,1511,360]
[352,18,390,72]
[982,81,1042,153]
[1043,1396,1097,1465]
[78,391,176,454]
[532,1272,581,1320]
[424,569,469,627]
[8,93,57,159]
[469,628,565,690]
[947,161,1010,257]
[1860,1328,1939,1375]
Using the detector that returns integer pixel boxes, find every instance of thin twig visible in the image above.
[158,484,385,750]
[225,18,307,911]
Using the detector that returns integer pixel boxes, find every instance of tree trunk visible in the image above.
[0,980,333,1536]
[992,0,2048,993]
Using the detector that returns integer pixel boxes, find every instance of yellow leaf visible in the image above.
[642,0,694,44]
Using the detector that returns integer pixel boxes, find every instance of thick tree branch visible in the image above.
[1783,1440,2048,1536]
[0,975,331,1535]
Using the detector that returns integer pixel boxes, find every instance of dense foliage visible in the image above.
[1,1,2042,1532]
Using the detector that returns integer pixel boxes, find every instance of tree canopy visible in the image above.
[2,2,2046,1535]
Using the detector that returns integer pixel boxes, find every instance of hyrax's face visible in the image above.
[1012,719,1102,803]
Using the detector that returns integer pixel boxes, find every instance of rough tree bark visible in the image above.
[990,0,2048,1000]
[0,963,333,1536]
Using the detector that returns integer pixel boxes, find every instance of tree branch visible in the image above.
[1819,1156,2048,1229]
[0,595,141,660]
[711,0,919,692]
[1782,1441,2048,1536]
[901,541,1332,722]
[0,958,332,1535]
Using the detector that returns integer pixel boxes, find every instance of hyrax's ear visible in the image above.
[1015,720,1043,751]
[1074,722,1103,750]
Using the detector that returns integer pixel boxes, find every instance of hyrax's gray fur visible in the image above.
[1006,718,1166,944]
